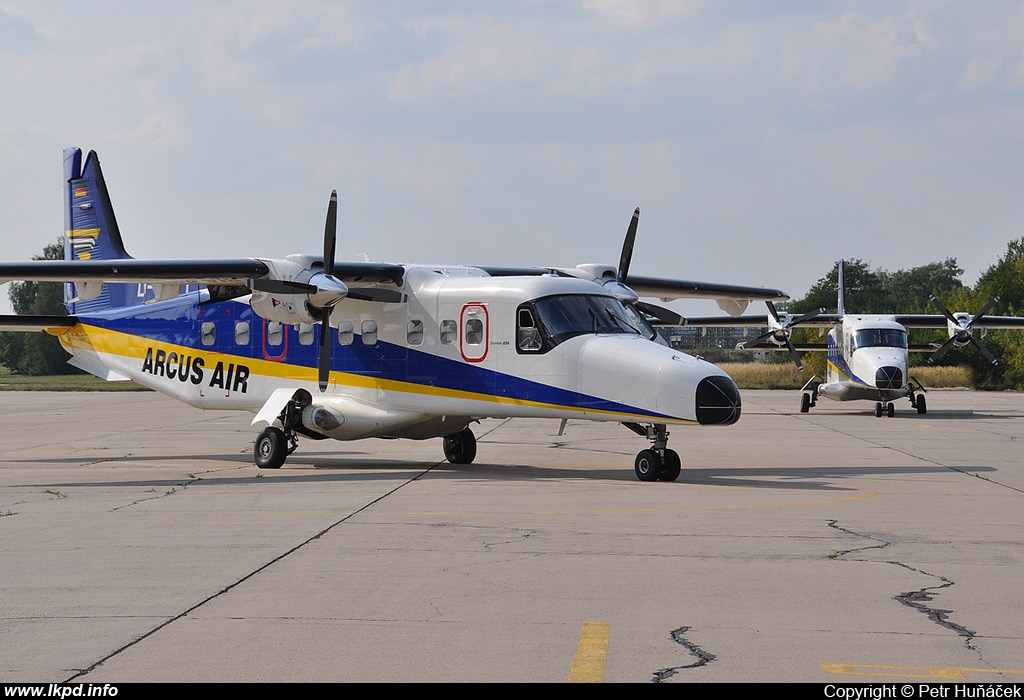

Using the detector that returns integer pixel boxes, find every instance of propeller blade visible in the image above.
[250,279,318,295]
[784,337,804,371]
[766,301,782,324]
[789,308,824,327]
[617,207,639,283]
[318,309,332,391]
[737,329,776,349]
[324,190,337,277]
[926,337,956,364]
[318,190,339,393]
[968,297,998,328]
[635,300,681,325]
[968,334,998,365]
[929,295,958,325]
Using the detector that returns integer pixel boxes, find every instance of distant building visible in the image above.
[659,325,768,351]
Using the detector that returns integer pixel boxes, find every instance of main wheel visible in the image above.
[875,402,883,418]
[659,449,681,482]
[800,393,811,413]
[887,402,895,418]
[634,449,662,482]
[916,395,927,414]
[443,427,477,465]
[254,427,287,469]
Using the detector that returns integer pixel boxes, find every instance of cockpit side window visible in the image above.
[518,294,640,354]
[517,307,544,353]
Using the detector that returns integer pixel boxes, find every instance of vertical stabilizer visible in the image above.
[63,148,141,313]
[836,259,846,317]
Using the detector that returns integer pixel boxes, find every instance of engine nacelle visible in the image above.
[300,400,426,440]
[947,311,981,347]
[249,291,320,325]
[248,256,348,324]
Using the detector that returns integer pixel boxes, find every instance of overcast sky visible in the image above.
[3,1,1023,317]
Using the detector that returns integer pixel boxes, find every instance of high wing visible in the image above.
[893,314,1024,330]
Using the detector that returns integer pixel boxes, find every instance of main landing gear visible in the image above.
[624,423,680,482]
[799,378,820,413]
[254,426,297,469]
[253,390,309,469]
[443,427,477,465]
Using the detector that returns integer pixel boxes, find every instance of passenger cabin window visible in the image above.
[465,318,484,345]
[201,321,216,346]
[408,319,424,345]
[440,319,457,345]
[361,320,377,345]
[298,323,315,346]
[267,321,284,347]
[337,320,354,346]
[234,321,249,346]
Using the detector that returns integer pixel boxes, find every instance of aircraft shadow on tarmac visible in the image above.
[13,449,996,492]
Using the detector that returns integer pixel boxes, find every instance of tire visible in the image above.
[800,393,811,413]
[875,402,883,418]
[443,427,477,465]
[917,395,927,415]
[887,402,895,418]
[254,427,287,469]
[659,449,681,482]
[634,449,662,482]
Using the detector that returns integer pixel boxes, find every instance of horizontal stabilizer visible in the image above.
[0,315,77,333]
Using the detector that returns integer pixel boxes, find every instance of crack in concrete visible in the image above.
[651,626,716,682]
[827,520,981,656]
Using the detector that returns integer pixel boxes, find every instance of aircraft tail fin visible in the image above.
[836,259,846,316]
[63,148,141,313]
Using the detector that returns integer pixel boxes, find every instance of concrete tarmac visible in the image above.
[1,389,1023,683]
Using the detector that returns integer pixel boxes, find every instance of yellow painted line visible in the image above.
[569,621,610,683]
[822,663,1024,679]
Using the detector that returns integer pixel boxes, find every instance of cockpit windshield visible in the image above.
[851,328,907,350]
[530,294,641,345]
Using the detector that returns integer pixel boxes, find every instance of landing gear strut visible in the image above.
[624,423,680,482]
[253,391,307,469]
[799,378,820,413]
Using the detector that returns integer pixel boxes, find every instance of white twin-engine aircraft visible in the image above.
[683,259,1024,417]
[0,148,790,481]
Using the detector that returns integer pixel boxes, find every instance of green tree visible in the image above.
[967,238,1024,388]
[0,239,81,376]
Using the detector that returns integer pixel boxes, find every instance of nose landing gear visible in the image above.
[624,423,681,482]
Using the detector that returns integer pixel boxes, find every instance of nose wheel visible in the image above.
[634,448,681,482]
[626,423,681,482]
[874,402,895,418]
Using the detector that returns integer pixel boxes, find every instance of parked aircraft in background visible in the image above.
[0,147,789,481]
[681,259,1024,417]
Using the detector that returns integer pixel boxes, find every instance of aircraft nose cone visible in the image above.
[875,366,903,389]
[695,375,741,425]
